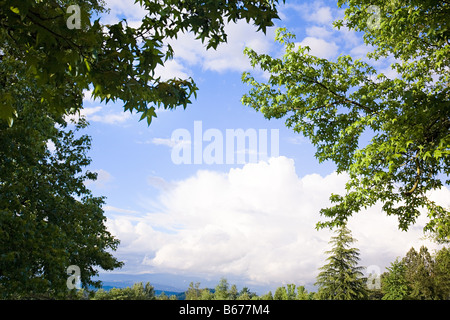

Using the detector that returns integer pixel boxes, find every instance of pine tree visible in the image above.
[403,246,435,299]
[214,278,230,300]
[185,282,202,300]
[381,259,411,300]
[315,226,367,300]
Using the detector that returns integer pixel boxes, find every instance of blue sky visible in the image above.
[74,0,449,292]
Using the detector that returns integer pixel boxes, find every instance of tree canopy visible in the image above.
[382,246,450,300]
[242,0,450,241]
[0,0,286,298]
[1,0,285,126]
[0,101,122,298]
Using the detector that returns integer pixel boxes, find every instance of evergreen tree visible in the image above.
[381,259,411,300]
[260,291,273,300]
[315,226,367,300]
[185,282,202,300]
[403,246,435,299]
[434,247,450,300]
[381,246,450,300]
[237,287,257,300]
[214,278,230,300]
[273,286,288,300]
[228,284,239,300]
[296,286,313,300]
[200,288,214,300]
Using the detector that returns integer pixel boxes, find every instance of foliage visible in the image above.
[241,0,450,241]
[1,0,285,126]
[381,259,411,300]
[273,284,313,300]
[381,246,450,300]
[92,282,155,300]
[185,281,202,300]
[214,277,231,300]
[0,52,122,298]
[315,226,367,300]
[434,247,450,299]
[403,246,435,299]
[0,101,122,298]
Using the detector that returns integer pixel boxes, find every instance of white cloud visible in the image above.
[150,137,191,148]
[68,106,132,125]
[90,110,132,124]
[83,89,95,104]
[309,6,333,25]
[104,205,139,215]
[166,20,276,73]
[106,156,446,287]
[306,26,333,39]
[289,2,334,26]
[297,37,339,60]
[154,59,192,81]
[103,0,146,26]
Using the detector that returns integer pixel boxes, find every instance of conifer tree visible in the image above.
[315,226,367,300]
[403,246,435,299]
[381,259,411,300]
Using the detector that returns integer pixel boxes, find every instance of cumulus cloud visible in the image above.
[105,156,447,286]
[67,106,132,125]
[165,20,276,74]
[102,0,146,26]
[289,2,334,26]
[154,59,192,81]
[297,37,339,60]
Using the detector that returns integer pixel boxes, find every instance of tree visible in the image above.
[1,0,285,126]
[242,1,450,241]
[214,278,230,300]
[228,284,239,300]
[273,286,288,300]
[403,246,435,299]
[273,284,302,300]
[237,287,257,300]
[296,285,314,300]
[381,259,411,300]
[382,246,450,300]
[185,281,202,300]
[0,61,122,298]
[260,291,273,300]
[93,282,155,300]
[200,288,214,300]
[315,226,367,300]
[434,247,450,299]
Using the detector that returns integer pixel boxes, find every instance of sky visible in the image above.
[75,0,450,293]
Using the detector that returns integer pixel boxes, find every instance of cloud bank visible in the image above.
[106,156,448,287]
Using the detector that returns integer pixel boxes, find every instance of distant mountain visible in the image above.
[92,271,294,296]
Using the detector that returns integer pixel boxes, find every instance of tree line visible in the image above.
[58,227,450,300]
